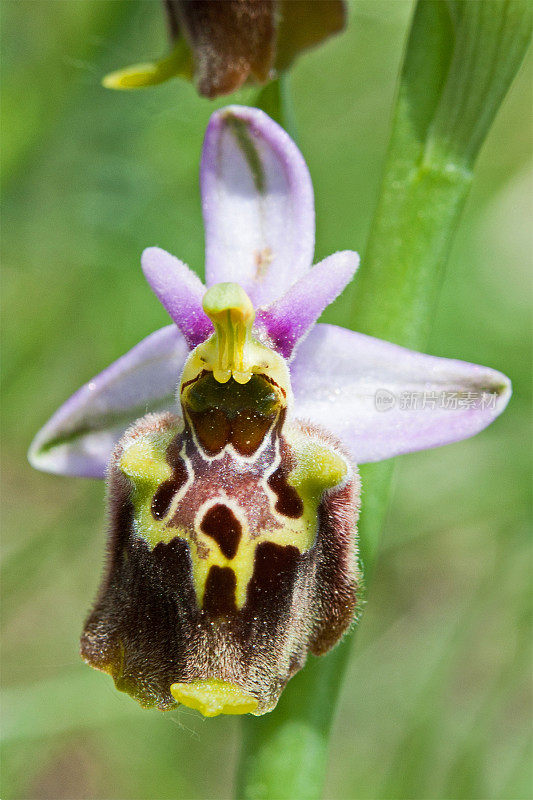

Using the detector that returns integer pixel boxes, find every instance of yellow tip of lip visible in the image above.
[170,679,258,717]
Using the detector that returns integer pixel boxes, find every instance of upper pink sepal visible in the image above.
[201,106,315,306]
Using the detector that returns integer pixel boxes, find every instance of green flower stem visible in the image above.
[236,3,531,798]
[352,0,532,349]
[255,74,298,141]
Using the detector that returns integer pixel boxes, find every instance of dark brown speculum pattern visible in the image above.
[200,503,242,559]
[81,373,361,714]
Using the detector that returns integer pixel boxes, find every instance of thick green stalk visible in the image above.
[255,74,298,140]
[236,3,531,798]
[352,0,532,348]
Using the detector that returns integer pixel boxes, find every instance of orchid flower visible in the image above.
[103,0,346,97]
[29,106,511,717]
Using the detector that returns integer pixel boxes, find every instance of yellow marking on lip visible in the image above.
[119,423,348,612]
[287,438,348,496]
[119,426,179,547]
[119,431,308,610]
[170,679,257,717]
[284,428,349,543]
[193,515,315,609]
[119,436,173,485]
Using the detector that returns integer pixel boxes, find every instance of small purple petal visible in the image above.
[201,105,315,306]
[28,326,187,479]
[256,251,359,359]
[141,247,212,349]
[291,324,512,464]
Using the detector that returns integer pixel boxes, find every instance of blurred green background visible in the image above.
[2,1,531,798]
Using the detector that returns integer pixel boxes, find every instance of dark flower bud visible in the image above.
[103,0,346,98]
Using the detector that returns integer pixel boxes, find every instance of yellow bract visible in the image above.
[102,41,193,90]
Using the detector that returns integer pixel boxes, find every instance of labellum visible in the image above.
[81,283,361,716]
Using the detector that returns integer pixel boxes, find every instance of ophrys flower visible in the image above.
[103,0,346,98]
[29,106,511,716]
